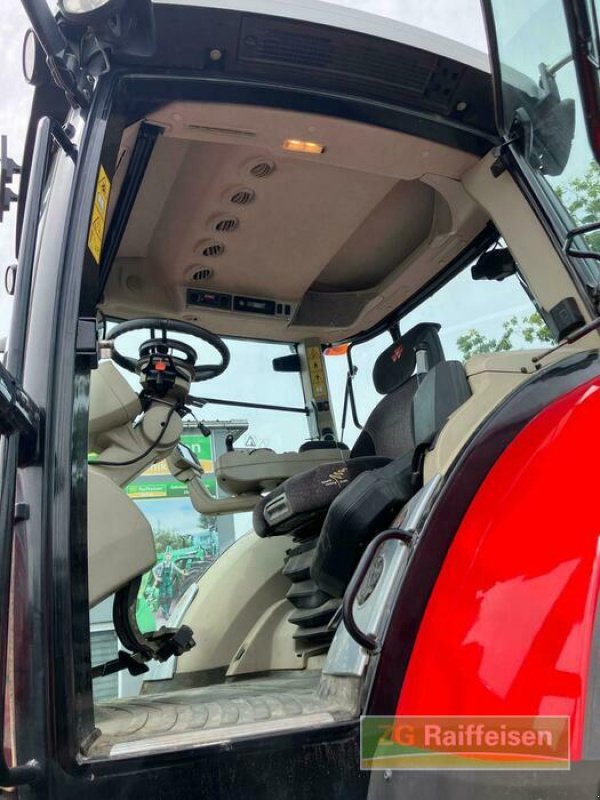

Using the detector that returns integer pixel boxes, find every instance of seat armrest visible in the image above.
[216,448,347,494]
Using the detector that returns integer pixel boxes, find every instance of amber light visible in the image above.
[282,139,326,154]
[324,344,350,356]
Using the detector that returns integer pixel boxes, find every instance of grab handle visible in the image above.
[342,528,413,653]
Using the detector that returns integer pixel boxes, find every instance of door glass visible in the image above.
[485,0,600,274]
[325,249,549,450]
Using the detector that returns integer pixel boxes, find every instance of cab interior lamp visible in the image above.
[282,139,326,155]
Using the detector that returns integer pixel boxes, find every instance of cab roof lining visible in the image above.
[101,102,489,343]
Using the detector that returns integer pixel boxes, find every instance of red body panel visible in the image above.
[396,376,600,759]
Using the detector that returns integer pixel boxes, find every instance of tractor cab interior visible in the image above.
[81,86,598,759]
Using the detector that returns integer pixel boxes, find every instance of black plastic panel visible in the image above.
[113,6,497,154]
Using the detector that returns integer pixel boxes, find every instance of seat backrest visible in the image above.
[412,360,472,453]
[350,323,444,460]
[311,360,471,596]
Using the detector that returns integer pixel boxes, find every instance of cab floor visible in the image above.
[88,670,354,759]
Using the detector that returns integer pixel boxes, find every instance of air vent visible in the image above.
[229,187,255,205]
[213,216,239,233]
[191,267,214,282]
[203,242,225,257]
[248,159,276,178]
[195,239,225,257]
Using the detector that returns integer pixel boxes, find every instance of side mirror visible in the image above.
[0,136,20,224]
[472,248,517,281]
[529,97,576,177]
[58,0,156,59]
[512,58,576,177]
[272,354,301,372]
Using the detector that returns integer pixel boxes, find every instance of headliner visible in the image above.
[101,102,489,343]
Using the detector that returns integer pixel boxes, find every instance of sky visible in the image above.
[0,0,487,340]
[0,0,491,546]
[0,0,493,443]
[2,1,577,550]
[0,0,547,453]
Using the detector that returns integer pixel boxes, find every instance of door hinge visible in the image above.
[14,503,30,523]
[0,362,42,467]
[76,317,99,369]
[490,124,523,178]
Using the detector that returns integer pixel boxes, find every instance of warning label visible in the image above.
[307,345,328,400]
[87,165,111,264]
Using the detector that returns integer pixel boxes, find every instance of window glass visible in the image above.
[108,332,309,454]
[315,0,487,50]
[325,329,393,449]
[489,0,600,279]
[327,251,552,447]
[400,267,548,359]
[90,336,310,698]
[199,339,308,453]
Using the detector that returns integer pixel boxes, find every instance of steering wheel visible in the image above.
[108,318,230,382]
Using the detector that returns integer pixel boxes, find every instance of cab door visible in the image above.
[480,0,600,289]
[364,2,600,797]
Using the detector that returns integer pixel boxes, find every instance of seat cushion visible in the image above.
[253,456,390,537]
[311,451,414,597]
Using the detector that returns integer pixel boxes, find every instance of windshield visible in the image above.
[110,332,309,452]
[321,0,485,43]
[489,0,600,270]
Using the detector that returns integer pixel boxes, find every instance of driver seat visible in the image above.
[253,323,444,540]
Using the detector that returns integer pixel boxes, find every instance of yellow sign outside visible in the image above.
[87,165,111,264]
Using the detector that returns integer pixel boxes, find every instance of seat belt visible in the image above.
[340,348,362,443]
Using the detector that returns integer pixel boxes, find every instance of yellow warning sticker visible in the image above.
[87,165,111,264]
[307,345,328,400]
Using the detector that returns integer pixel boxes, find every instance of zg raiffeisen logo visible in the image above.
[360,716,570,770]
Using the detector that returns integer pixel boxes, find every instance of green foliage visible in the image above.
[555,161,600,253]
[154,527,193,553]
[198,513,217,532]
[456,312,552,361]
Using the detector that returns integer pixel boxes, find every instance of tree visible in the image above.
[456,312,552,362]
[456,160,600,360]
[154,526,189,553]
[555,161,600,253]
[198,513,217,532]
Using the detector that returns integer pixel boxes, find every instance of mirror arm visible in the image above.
[21,0,91,108]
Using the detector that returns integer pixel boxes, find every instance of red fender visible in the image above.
[396,376,600,760]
